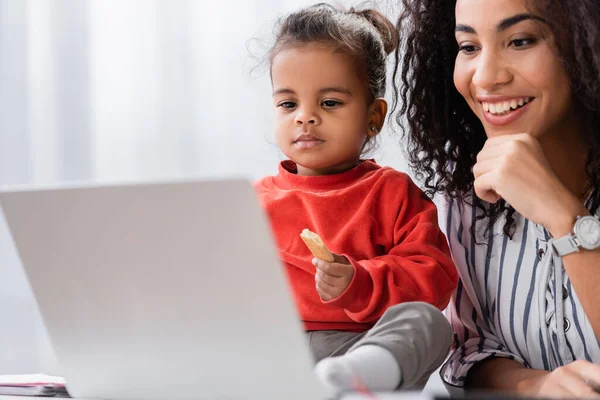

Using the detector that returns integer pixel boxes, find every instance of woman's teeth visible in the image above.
[482,97,532,115]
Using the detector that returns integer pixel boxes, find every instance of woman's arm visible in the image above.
[472,133,600,338]
[439,194,600,398]
[468,357,600,398]
[546,200,600,340]
[467,358,547,393]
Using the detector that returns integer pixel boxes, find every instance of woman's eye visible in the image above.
[458,45,479,54]
[278,101,297,109]
[510,38,536,48]
[322,100,342,108]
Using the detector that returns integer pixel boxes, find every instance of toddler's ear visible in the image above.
[368,125,378,137]
[368,98,388,135]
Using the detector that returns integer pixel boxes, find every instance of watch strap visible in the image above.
[553,234,580,256]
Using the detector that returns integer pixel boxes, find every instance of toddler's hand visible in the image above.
[313,254,354,301]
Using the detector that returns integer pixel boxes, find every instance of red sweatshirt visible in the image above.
[255,160,457,332]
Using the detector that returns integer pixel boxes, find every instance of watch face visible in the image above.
[576,216,600,249]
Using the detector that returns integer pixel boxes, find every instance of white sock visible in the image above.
[314,345,401,395]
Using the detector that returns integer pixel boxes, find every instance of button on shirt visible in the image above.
[438,196,600,396]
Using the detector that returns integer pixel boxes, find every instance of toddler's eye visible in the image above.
[322,100,342,108]
[278,101,297,109]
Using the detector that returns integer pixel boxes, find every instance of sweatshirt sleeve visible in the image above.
[325,178,458,323]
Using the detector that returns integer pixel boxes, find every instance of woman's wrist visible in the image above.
[515,369,552,397]
[544,189,590,238]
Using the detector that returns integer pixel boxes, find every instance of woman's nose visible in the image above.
[472,50,513,90]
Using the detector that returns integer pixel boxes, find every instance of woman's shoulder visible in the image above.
[434,193,510,243]
[435,193,473,226]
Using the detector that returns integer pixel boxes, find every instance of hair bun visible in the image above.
[349,8,399,55]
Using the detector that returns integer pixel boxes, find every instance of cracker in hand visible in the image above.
[300,229,334,262]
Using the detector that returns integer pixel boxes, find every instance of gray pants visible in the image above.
[306,302,452,390]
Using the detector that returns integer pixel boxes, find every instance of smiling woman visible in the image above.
[395,0,600,398]
[453,4,575,138]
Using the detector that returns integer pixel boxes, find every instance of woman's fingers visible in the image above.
[539,361,600,399]
[472,157,498,178]
[555,374,600,399]
[569,361,600,396]
[474,170,501,203]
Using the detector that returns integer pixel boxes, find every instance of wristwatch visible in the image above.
[553,215,600,256]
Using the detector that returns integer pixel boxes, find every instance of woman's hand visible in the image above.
[470,358,600,399]
[313,254,353,301]
[472,133,586,236]
[522,361,600,398]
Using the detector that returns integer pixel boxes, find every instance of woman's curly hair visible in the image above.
[392,0,600,239]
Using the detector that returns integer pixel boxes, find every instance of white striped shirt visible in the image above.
[438,195,600,395]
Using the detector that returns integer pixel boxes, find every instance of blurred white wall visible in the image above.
[0,0,425,382]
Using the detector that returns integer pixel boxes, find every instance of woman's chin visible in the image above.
[481,122,536,139]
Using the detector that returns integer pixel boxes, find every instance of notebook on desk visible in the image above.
[0,179,326,400]
[0,374,68,397]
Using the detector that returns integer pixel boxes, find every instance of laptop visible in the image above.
[0,179,326,400]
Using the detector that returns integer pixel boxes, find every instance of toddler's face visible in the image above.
[271,44,376,176]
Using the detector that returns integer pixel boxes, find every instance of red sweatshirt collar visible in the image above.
[274,159,380,191]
